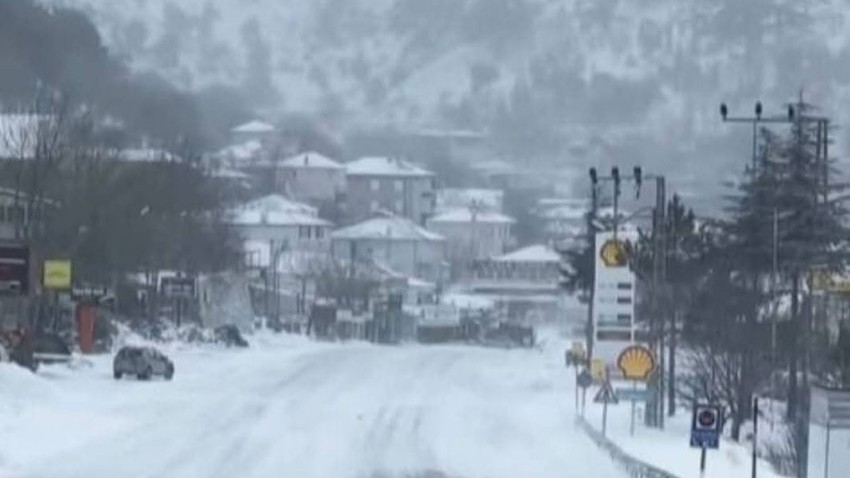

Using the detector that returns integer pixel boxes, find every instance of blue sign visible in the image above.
[616,387,649,401]
[689,404,722,449]
[577,370,593,389]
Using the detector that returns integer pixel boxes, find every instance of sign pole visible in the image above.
[602,397,608,437]
[751,397,758,478]
[575,367,580,414]
[699,447,707,478]
[581,387,586,418]
[630,381,637,437]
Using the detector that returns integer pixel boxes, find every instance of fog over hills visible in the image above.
[42,0,850,207]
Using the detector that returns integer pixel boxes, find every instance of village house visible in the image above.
[226,194,333,269]
[275,151,345,205]
[426,207,515,278]
[344,157,436,225]
[330,213,446,285]
[467,244,572,325]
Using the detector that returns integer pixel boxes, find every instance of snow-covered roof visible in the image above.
[428,208,515,224]
[345,157,434,177]
[280,151,343,169]
[232,120,275,134]
[228,194,330,227]
[230,210,330,227]
[332,215,444,241]
[441,292,495,310]
[239,194,317,215]
[436,188,503,212]
[495,244,560,263]
[215,140,263,162]
[209,168,251,180]
[119,148,181,162]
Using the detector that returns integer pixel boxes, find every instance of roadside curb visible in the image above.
[576,417,682,478]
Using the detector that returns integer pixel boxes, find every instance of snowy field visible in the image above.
[1,331,626,478]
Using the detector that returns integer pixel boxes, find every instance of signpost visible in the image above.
[617,345,656,436]
[577,369,592,417]
[43,259,72,290]
[590,358,607,382]
[161,277,196,298]
[690,404,723,477]
[161,276,196,327]
[594,379,619,437]
[71,285,112,303]
[0,243,30,295]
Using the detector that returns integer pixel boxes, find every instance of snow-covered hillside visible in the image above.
[41,0,850,178]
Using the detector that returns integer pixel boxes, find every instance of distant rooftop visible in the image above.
[227,194,330,227]
[436,188,503,213]
[429,208,515,224]
[119,148,181,163]
[495,244,559,263]
[332,215,444,241]
[280,151,343,169]
[345,157,433,177]
[232,120,275,134]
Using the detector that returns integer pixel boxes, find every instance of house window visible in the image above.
[616,296,632,305]
[394,180,403,192]
[370,179,380,192]
[315,227,324,239]
[299,226,309,239]
[617,282,633,290]
[370,200,379,212]
[395,200,403,212]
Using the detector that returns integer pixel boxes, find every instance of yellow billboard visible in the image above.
[43,260,72,290]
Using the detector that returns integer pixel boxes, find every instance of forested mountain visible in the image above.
[24,0,850,203]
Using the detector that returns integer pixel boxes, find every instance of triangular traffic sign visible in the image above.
[593,380,619,404]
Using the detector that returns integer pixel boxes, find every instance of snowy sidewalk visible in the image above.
[577,384,783,478]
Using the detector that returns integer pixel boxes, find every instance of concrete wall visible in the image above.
[276,167,345,203]
[346,176,435,224]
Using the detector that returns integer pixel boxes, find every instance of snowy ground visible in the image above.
[581,384,785,478]
[1,331,626,478]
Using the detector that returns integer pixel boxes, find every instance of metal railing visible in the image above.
[576,418,682,478]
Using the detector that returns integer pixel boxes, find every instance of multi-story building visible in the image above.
[330,213,446,285]
[226,194,333,269]
[426,208,514,279]
[344,157,436,225]
[275,151,345,205]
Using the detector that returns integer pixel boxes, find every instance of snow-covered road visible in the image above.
[2,334,624,478]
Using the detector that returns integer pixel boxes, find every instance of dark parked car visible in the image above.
[113,346,174,380]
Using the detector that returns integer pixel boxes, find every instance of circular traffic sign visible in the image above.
[698,409,717,428]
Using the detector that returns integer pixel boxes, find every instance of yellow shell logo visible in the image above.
[600,239,628,267]
[617,345,656,381]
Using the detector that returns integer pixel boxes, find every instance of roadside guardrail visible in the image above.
[576,418,682,478]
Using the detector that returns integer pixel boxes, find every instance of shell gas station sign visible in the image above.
[617,345,656,381]
[592,230,637,367]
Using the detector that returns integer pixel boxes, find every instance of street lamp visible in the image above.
[719,101,791,172]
